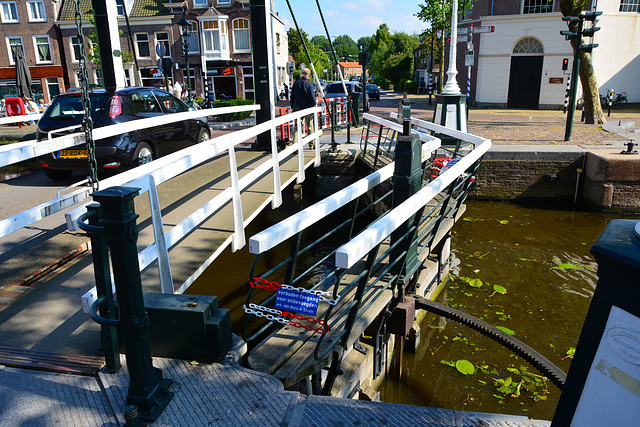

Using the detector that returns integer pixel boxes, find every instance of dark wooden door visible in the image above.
[507,56,543,109]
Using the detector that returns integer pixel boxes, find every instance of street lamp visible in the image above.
[178,7,192,103]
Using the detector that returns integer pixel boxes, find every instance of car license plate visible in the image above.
[59,149,87,158]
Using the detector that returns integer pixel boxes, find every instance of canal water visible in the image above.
[379,200,637,421]
[189,194,637,421]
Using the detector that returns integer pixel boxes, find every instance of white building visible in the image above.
[459,0,639,108]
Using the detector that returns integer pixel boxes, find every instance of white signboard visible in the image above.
[571,306,640,427]
[474,26,495,34]
[465,50,474,67]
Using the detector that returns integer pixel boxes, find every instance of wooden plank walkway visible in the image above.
[0,346,104,376]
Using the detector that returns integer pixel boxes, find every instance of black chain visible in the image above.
[74,0,99,192]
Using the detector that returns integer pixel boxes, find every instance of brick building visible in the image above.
[1,0,288,102]
[0,0,65,102]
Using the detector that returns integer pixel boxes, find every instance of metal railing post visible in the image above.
[85,203,121,373]
[91,186,173,422]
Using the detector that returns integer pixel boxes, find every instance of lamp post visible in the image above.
[433,0,468,150]
[178,7,192,103]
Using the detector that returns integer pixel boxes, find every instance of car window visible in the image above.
[367,84,378,90]
[154,91,189,113]
[326,84,344,94]
[131,89,162,114]
[42,94,111,120]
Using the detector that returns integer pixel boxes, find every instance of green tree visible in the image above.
[369,28,418,89]
[333,34,359,61]
[416,1,473,91]
[357,36,372,53]
[311,35,330,53]
[560,0,605,124]
[287,28,331,80]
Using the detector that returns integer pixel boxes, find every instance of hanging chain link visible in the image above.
[74,0,99,192]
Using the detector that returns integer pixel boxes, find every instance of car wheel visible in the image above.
[134,142,154,166]
[198,128,210,143]
[42,169,73,181]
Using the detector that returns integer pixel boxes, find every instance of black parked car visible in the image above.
[366,84,381,100]
[36,87,211,180]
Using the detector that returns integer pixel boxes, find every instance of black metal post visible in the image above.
[90,0,117,91]
[564,18,583,142]
[250,0,273,150]
[91,187,173,422]
[86,203,121,374]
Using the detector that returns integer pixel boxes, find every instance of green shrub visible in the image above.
[404,80,418,92]
[213,99,254,121]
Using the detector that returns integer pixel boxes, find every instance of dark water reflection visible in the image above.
[379,201,637,420]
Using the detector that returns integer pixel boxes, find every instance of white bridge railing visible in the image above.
[249,112,491,270]
[0,104,322,308]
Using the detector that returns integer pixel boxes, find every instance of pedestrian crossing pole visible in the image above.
[563,75,571,113]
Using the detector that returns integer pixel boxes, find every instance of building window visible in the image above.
[27,0,46,21]
[115,0,124,16]
[6,37,23,65]
[233,18,250,51]
[187,22,199,53]
[522,0,553,14]
[194,0,207,7]
[46,77,60,98]
[70,36,81,62]
[34,36,52,63]
[513,37,544,54]
[619,0,640,12]
[203,20,228,53]
[0,1,18,23]
[217,0,231,5]
[135,33,151,58]
[155,32,170,58]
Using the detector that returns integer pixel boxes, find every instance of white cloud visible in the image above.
[343,2,358,10]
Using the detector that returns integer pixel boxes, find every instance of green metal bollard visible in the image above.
[91,186,173,422]
[390,97,423,287]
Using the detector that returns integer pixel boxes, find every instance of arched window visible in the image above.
[233,18,250,51]
[512,37,543,54]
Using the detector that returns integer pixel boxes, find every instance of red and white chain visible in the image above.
[244,303,330,334]
[249,277,341,305]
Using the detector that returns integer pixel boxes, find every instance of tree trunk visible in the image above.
[578,49,606,124]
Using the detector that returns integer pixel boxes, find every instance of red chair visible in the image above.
[5,97,27,129]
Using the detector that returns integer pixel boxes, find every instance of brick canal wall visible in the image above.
[470,145,640,211]
[319,144,640,212]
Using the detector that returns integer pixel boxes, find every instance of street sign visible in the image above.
[457,27,469,35]
[465,50,474,67]
[474,26,495,34]
[156,43,166,58]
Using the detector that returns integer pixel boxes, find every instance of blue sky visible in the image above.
[273,0,428,42]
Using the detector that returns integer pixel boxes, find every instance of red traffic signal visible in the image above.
[562,58,569,71]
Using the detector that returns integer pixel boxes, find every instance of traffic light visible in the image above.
[562,58,569,71]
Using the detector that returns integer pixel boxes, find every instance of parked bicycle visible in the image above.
[576,90,627,109]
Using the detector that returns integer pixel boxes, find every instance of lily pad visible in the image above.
[456,359,476,375]
[496,325,515,336]
[493,284,507,294]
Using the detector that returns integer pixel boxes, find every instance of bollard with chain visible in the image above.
[91,187,173,422]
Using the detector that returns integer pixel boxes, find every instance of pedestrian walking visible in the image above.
[291,68,316,146]
[284,83,289,101]
[174,80,182,100]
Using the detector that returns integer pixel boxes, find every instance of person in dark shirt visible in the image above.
[290,68,317,146]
